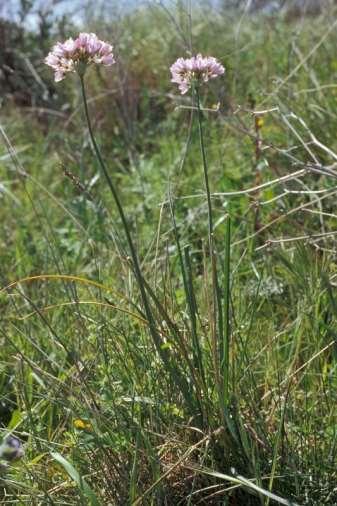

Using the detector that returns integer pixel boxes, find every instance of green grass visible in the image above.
[0,2,337,504]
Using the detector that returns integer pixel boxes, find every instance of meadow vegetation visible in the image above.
[0,1,337,504]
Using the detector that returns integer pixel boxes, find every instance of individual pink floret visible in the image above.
[170,54,224,94]
[45,32,115,82]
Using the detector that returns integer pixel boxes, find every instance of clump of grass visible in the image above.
[1,2,337,505]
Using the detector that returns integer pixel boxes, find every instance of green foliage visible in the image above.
[1,2,337,505]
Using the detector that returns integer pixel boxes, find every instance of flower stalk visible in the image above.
[170,52,228,420]
[79,76,194,410]
[195,87,224,413]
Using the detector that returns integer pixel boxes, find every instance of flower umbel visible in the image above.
[45,32,115,82]
[170,54,225,94]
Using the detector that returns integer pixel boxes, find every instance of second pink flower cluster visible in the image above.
[170,54,225,95]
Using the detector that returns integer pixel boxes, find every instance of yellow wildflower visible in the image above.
[256,117,264,129]
[73,419,92,431]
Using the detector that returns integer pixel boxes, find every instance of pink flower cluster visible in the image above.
[45,32,115,82]
[170,54,225,94]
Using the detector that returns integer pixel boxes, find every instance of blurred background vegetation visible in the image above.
[0,0,336,504]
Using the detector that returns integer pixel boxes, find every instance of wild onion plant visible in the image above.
[45,33,198,413]
[40,30,298,505]
[44,33,251,484]
[45,36,234,434]
[170,54,232,425]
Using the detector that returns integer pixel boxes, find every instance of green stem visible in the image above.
[196,87,227,419]
[196,87,213,241]
[80,77,137,277]
[79,76,193,407]
[222,216,231,408]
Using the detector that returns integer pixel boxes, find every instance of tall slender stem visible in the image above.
[196,87,227,418]
[80,76,155,331]
[196,87,213,242]
[79,76,193,406]
[80,77,136,270]
[222,216,231,409]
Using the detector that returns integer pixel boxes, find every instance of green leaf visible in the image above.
[50,452,101,506]
[7,409,23,430]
